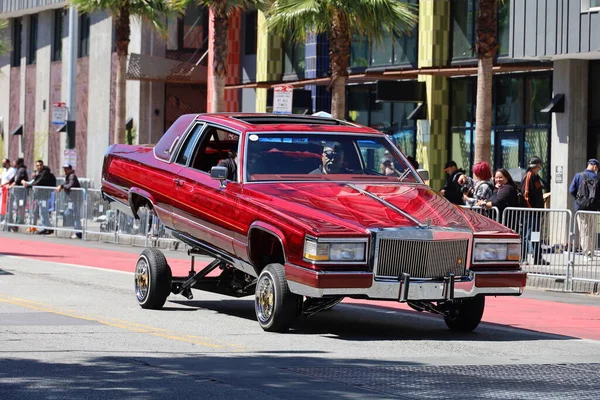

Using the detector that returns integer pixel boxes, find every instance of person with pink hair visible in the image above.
[461,161,494,206]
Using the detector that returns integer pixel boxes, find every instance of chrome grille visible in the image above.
[375,239,469,279]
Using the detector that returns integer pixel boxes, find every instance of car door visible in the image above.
[171,124,240,256]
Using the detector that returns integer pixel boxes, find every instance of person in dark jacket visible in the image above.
[440,160,465,205]
[521,156,549,265]
[56,163,82,239]
[478,168,518,217]
[22,160,56,234]
[217,150,238,181]
[568,158,600,258]
[8,158,28,231]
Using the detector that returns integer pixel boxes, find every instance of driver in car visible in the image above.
[217,150,238,181]
[310,142,352,175]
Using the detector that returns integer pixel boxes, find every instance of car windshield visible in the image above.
[244,133,419,183]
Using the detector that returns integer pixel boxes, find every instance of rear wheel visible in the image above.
[255,263,299,332]
[443,296,485,332]
[135,248,172,309]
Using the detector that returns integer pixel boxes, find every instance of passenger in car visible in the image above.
[309,142,352,175]
[217,150,238,181]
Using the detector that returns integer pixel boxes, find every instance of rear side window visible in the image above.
[176,123,204,166]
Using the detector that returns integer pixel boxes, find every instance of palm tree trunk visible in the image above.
[474,0,498,164]
[211,2,228,112]
[474,56,493,163]
[329,12,351,120]
[114,9,130,144]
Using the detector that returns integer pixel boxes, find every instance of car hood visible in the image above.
[242,182,509,236]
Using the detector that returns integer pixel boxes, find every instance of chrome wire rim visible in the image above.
[255,274,274,324]
[135,258,150,302]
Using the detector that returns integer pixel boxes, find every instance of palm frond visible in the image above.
[0,19,9,55]
[195,0,270,14]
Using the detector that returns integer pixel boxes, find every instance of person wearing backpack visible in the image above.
[568,159,600,259]
[521,156,549,265]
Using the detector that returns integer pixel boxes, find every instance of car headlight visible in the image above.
[473,241,520,262]
[304,238,367,262]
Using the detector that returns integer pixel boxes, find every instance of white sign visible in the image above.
[52,102,67,125]
[273,85,293,114]
[64,149,77,169]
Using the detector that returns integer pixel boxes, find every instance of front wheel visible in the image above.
[443,296,485,332]
[255,263,300,332]
[135,248,172,309]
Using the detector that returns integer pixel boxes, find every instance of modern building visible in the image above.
[0,0,553,190]
[508,0,600,210]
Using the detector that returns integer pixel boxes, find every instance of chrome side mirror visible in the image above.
[417,169,430,182]
[210,166,228,188]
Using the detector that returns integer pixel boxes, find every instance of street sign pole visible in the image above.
[66,6,78,150]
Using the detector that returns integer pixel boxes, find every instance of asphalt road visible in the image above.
[1,232,600,399]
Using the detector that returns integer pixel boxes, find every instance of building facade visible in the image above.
[509,0,600,209]
[0,0,553,189]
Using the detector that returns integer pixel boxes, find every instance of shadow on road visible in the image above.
[169,298,576,342]
[0,354,598,400]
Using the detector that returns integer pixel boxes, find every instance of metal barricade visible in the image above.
[29,186,59,232]
[84,189,116,240]
[4,186,31,231]
[53,188,86,236]
[502,207,572,291]
[115,207,152,247]
[460,205,500,222]
[570,211,600,291]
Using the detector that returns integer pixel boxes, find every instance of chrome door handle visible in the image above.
[174,179,184,186]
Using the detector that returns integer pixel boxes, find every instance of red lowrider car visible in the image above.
[102,113,526,333]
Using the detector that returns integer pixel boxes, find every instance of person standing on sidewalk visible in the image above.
[1,159,16,222]
[56,163,82,239]
[569,159,600,259]
[522,156,549,265]
[22,160,56,234]
[440,160,466,205]
[7,158,28,231]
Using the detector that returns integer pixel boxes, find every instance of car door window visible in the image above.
[175,123,204,166]
[190,126,240,176]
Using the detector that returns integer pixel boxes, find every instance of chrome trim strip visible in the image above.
[286,262,372,276]
[347,184,426,228]
[287,270,525,299]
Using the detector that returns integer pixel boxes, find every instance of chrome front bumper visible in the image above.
[287,269,526,301]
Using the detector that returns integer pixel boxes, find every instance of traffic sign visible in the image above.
[52,102,67,125]
[273,85,293,114]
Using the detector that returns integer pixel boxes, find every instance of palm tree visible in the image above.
[0,20,9,55]
[474,0,499,164]
[71,0,186,144]
[266,0,417,119]
[196,0,267,112]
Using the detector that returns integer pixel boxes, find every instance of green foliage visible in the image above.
[266,0,418,45]
[126,125,137,145]
[0,20,9,56]
[70,0,187,36]
[194,0,269,14]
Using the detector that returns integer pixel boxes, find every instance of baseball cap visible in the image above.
[588,159,600,167]
[528,156,543,167]
[443,160,458,171]
[62,163,72,169]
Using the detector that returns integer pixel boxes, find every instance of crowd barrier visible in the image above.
[2,186,600,293]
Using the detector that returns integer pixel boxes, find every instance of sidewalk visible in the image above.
[1,230,600,340]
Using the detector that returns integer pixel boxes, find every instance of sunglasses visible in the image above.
[323,150,341,157]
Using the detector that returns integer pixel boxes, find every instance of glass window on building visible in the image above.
[495,75,523,126]
[451,0,476,60]
[283,37,305,79]
[28,15,38,65]
[180,3,208,49]
[350,35,370,68]
[11,18,22,67]
[525,76,551,125]
[244,10,257,55]
[391,102,417,158]
[497,0,510,56]
[53,9,63,62]
[78,13,90,58]
[371,34,394,66]
[348,88,370,126]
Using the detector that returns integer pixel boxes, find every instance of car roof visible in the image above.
[190,113,384,135]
